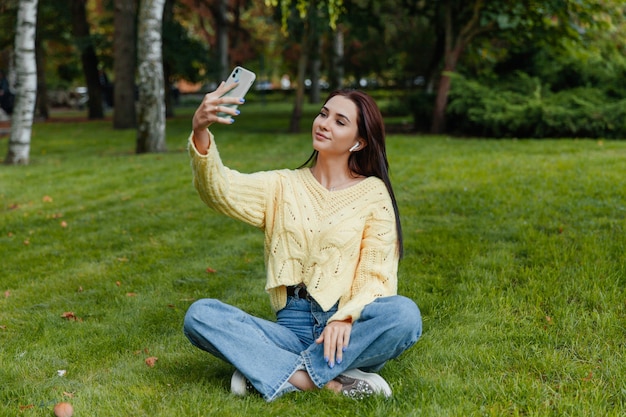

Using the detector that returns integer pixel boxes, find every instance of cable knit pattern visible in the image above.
[189,133,398,322]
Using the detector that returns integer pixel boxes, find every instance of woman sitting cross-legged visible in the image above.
[183,82,422,401]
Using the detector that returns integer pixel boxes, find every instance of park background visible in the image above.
[1,1,625,416]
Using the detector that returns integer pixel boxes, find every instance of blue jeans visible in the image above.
[183,293,421,401]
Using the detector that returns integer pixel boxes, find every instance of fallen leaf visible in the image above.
[145,356,158,367]
[206,267,217,273]
[126,292,137,297]
[545,316,552,324]
[77,286,83,292]
[4,290,9,298]
[43,195,53,203]
[0,325,6,330]
[23,239,30,245]
[19,404,34,411]
[60,312,82,322]
[116,281,121,287]
[583,371,593,381]
[7,232,13,237]
[9,203,19,210]
[63,392,75,398]
[60,221,68,228]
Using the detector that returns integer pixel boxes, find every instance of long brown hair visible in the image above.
[301,89,404,258]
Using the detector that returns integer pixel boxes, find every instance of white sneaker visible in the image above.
[334,369,392,399]
[230,370,253,396]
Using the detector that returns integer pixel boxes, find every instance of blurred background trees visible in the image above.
[0,0,624,148]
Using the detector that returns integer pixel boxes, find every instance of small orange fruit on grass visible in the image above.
[53,402,73,417]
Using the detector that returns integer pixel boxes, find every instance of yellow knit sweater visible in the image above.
[189,133,398,322]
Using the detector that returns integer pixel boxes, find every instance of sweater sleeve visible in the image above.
[188,132,271,229]
[328,195,399,323]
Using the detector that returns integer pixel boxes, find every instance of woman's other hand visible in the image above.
[315,319,352,368]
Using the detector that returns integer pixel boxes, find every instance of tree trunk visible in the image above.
[71,0,104,119]
[113,0,137,129]
[35,28,48,120]
[5,0,38,165]
[163,0,174,118]
[289,43,308,133]
[215,0,229,81]
[289,1,316,133]
[329,26,344,90]
[430,0,491,134]
[136,0,166,154]
[430,56,458,134]
[309,33,321,104]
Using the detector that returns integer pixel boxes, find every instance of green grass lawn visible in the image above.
[1,102,625,416]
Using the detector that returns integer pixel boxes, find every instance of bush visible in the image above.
[447,73,626,139]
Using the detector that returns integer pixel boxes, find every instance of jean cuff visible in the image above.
[265,360,304,401]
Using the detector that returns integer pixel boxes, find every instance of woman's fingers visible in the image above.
[318,321,352,368]
[192,83,244,131]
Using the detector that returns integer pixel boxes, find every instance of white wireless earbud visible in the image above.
[349,143,360,152]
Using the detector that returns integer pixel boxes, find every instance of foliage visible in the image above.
[265,0,344,30]
[162,16,211,84]
[446,73,626,138]
[1,104,626,415]
[338,0,433,85]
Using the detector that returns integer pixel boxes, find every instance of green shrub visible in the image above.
[447,73,626,138]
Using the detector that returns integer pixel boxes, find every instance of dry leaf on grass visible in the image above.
[145,356,158,367]
[60,312,82,322]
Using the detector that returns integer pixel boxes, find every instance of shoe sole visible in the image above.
[341,369,392,398]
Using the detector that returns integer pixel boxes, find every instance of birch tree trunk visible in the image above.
[4,0,38,165]
[136,0,166,154]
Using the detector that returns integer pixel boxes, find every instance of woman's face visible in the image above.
[311,95,361,155]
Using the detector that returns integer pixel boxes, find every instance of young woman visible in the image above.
[183,82,422,401]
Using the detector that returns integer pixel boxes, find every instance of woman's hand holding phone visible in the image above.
[192,66,256,155]
[191,82,244,154]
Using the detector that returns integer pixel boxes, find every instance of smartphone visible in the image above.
[218,66,256,117]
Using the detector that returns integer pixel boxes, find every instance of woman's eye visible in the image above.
[336,120,345,126]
